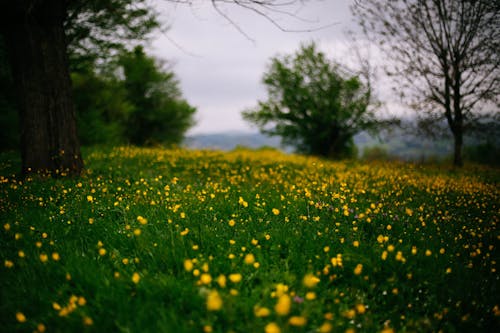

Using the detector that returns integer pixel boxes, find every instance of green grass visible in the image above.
[1,146,499,333]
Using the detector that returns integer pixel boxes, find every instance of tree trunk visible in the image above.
[0,1,83,176]
[453,129,463,167]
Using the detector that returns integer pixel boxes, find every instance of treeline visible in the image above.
[0,41,195,150]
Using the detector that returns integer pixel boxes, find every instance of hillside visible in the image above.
[184,130,453,161]
[1,147,498,332]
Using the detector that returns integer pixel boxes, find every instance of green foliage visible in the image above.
[71,66,133,146]
[464,142,500,166]
[243,42,383,159]
[71,46,196,146]
[65,0,160,71]
[0,147,498,332]
[0,1,192,149]
[118,46,196,146]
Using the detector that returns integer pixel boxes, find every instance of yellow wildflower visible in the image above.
[77,297,86,306]
[206,290,223,311]
[217,274,227,288]
[275,294,291,316]
[254,306,271,317]
[305,291,316,300]
[356,304,366,314]
[288,316,307,326]
[228,273,242,283]
[264,322,281,333]
[132,272,140,284]
[319,322,333,333]
[274,283,288,297]
[354,264,363,275]
[137,216,148,225]
[244,253,255,265]
[303,273,320,288]
[199,273,212,285]
[184,259,194,272]
[344,309,356,319]
[16,312,26,323]
[83,316,94,326]
[39,253,48,263]
[238,196,248,207]
[37,323,46,332]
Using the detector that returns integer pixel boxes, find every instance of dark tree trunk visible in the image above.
[453,133,463,167]
[0,0,83,176]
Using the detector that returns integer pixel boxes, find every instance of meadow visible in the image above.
[1,146,498,333]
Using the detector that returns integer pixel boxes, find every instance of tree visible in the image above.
[0,36,18,151]
[352,0,500,166]
[0,0,158,176]
[71,63,133,146]
[118,46,196,145]
[0,0,313,176]
[243,42,383,159]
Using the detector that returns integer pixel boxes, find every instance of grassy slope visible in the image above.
[0,147,499,333]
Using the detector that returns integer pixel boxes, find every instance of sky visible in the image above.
[150,0,362,135]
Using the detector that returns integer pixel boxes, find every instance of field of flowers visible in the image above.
[1,146,499,333]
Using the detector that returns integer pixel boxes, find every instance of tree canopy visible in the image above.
[243,42,385,159]
[0,0,324,175]
[118,46,196,146]
[65,0,160,71]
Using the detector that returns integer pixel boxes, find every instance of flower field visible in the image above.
[1,147,499,332]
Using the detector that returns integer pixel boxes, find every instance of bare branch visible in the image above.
[168,0,338,41]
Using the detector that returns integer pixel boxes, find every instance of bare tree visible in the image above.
[352,0,500,166]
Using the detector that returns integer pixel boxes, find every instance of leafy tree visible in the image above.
[352,0,499,166]
[0,0,315,175]
[0,0,159,175]
[65,0,159,72]
[118,46,196,146]
[243,42,385,159]
[71,65,133,146]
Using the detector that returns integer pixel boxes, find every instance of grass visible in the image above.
[0,146,499,333]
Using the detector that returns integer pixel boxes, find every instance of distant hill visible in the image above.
[183,132,287,151]
[183,130,455,161]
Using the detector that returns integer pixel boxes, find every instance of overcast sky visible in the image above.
[151,1,361,135]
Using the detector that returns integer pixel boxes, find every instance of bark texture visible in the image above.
[1,0,83,176]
